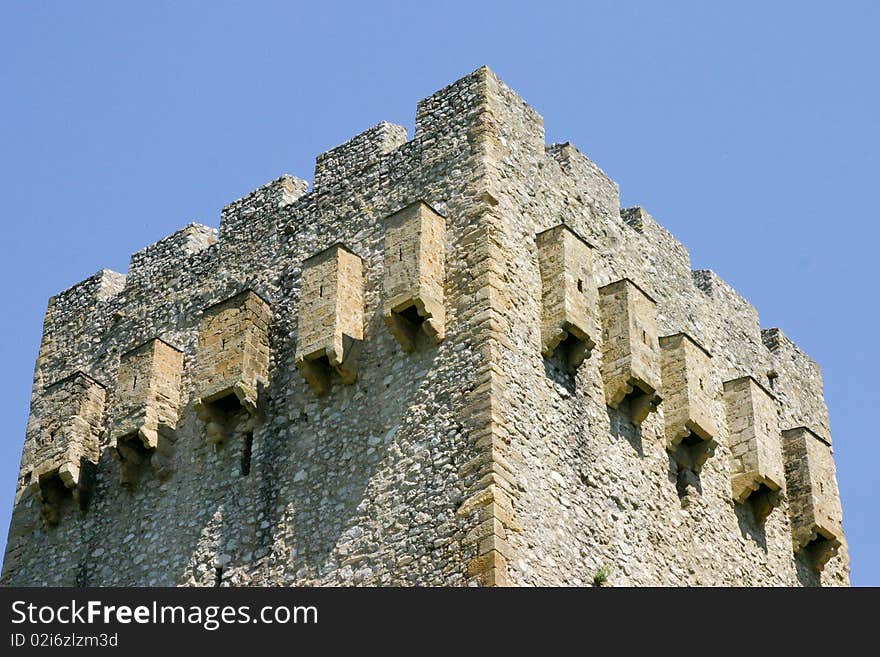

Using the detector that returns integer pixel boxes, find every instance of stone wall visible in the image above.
[2,67,848,586]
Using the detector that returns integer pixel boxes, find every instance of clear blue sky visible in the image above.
[1,1,876,585]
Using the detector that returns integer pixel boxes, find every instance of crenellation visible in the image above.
[2,66,848,587]
[39,269,127,389]
[546,142,620,221]
[313,122,408,193]
[221,174,309,222]
[692,269,769,380]
[50,269,127,311]
[762,327,832,442]
[126,224,218,292]
[620,206,648,233]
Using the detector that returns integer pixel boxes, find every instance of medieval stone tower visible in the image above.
[1,67,848,586]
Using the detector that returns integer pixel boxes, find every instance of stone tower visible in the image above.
[1,67,847,586]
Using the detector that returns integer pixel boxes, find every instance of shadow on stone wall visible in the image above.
[257,320,443,582]
[734,501,769,554]
[607,406,643,457]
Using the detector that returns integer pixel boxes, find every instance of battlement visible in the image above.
[126,224,217,289]
[547,143,620,220]
[2,66,848,587]
[314,122,408,193]
[49,268,126,320]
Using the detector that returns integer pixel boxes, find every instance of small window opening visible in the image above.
[240,432,253,476]
[214,567,224,587]
[577,279,584,292]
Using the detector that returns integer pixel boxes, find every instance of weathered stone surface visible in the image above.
[598,279,662,424]
[536,224,599,369]
[1,66,848,587]
[782,427,844,572]
[383,202,445,351]
[295,245,364,394]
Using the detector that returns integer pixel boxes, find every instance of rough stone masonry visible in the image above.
[1,67,847,586]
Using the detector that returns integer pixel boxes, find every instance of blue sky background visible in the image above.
[0,1,876,585]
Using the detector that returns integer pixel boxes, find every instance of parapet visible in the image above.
[47,269,126,325]
[383,202,446,351]
[414,66,545,162]
[536,224,599,369]
[220,175,309,240]
[692,269,761,340]
[313,122,407,193]
[546,142,620,220]
[659,333,718,473]
[782,427,844,572]
[295,245,364,395]
[193,291,272,443]
[763,328,831,442]
[598,279,662,424]
[30,372,106,524]
[723,376,785,521]
[126,224,217,290]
